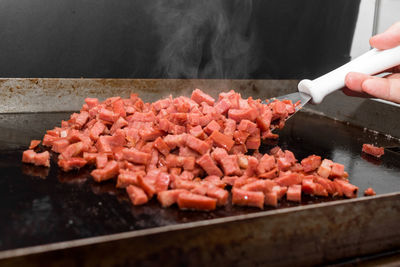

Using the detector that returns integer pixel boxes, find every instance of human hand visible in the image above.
[344,22,400,103]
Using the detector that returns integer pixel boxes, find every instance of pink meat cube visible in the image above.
[220,155,241,176]
[204,120,221,135]
[177,192,217,211]
[185,134,210,155]
[301,155,321,173]
[157,189,188,207]
[287,184,301,202]
[232,188,264,209]
[126,185,149,205]
[122,148,151,165]
[191,89,215,106]
[210,130,235,151]
[91,160,119,182]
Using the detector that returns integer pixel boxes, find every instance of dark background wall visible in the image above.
[0,0,360,79]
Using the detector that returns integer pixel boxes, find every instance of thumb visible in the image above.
[370,21,400,50]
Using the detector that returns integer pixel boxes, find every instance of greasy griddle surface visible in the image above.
[0,111,399,251]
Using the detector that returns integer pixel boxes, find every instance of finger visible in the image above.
[370,21,400,50]
[342,87,372,98]
[362,77,400,103]
[383,73,400,79]
[345,72,375,92]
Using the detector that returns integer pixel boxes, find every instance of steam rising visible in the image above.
[149,0,257,79]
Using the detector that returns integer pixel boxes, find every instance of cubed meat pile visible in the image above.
[22,89,361,211]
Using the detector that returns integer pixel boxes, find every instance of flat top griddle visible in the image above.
[1,111,399,252]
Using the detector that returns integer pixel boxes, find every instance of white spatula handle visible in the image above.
[298,45,400,104]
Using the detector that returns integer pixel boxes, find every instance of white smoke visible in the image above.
[148,0,258,79]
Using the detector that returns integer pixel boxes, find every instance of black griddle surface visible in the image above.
[1,111,400,251]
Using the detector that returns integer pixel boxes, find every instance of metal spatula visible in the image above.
[272,45,400,119]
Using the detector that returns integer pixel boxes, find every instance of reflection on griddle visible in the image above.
[21,164,49,179]
[90,180,120,196]
[58,167,90,184]
[361,153,382,166]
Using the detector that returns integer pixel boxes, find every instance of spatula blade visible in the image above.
[265,92,311,120]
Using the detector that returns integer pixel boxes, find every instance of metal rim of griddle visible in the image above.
[0,192,396,260]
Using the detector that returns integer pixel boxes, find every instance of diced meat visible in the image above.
[257,154,276,174]
[302,178,328,197]
[166,154,195,170]
[233,131,250,145]
[258,167,279,179]
[99,108,116,122]
[90,121,106,140]
[244,156,259,177]
[112,99,126,118]
[220,155,241,176]
[211,147,229,163]
[264,192,278,207]
[75,111,89,128]
[214,98,231,114]
[334,179,358,198]
[203,175,225,188]
[238,120,257,134]
[42,134,59,147]
[96,153,108,169]
[155,172,171,192]
[29,140,41,150]
[51,139,70,153]
[191,89,215,106]
[85,98,99,109]
[276,150,297,171]
[228,108,258,122]
[223,119,236,137]
[210,130,235,151]
[245,135,261,150]
[189,125,206,139]
[185,134,210,154]
[231,188,264,209]
[137,175,157,198]
[158,189,188,207]
[206,187,229,206]
[179,146,199,157]
[154,137,170,156]
[163,134,187,150]
[330,163,345,178]
[287,184,302,202]
[362,144,384,158]
[314,176,335,195]
[121,148,151,165]
[126,185,148,205]
[275,173,302,187]
[204,120,221,135]
[23,89,358,212]
[91,160,119,182]
[177,193,217,211]
[110,117,128,134]
[22,150,50,167]
[58,157,87,171]
[241,179,276,193]
[83,152,97,164]
[317,159,333,178]
[301,155,321,173]
[130,112,156,122]
[196,154,223,177]
[256,109,272,132]
[116,170,145,188]
[364,187,376,196]
[272,185,288,200]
